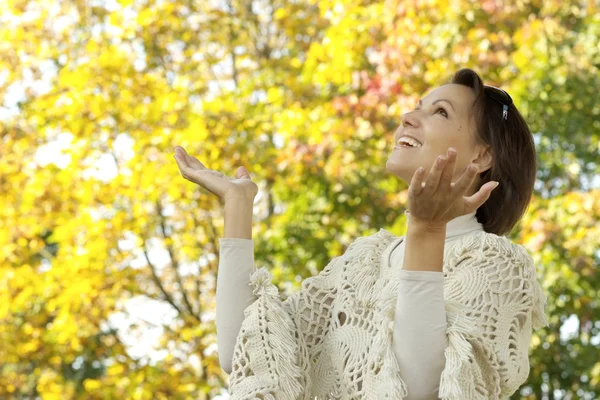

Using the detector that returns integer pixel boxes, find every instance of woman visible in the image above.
[173,68,548,399]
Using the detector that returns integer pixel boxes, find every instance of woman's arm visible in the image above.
[216,238,256,374]
[216,198,256,374]
[394,271,448,400]
[394,220,448,399]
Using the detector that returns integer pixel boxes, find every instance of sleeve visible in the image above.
[439,238,549,400]
[393,269,448,400]
[216,238,257,374]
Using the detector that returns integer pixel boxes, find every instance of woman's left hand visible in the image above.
[407,147,499,231]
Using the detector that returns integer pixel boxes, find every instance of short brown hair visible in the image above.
[450,68,537,236]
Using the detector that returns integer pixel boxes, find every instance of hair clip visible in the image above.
[484,86,513,121]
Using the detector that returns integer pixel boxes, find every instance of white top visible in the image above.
[217,212,484,399]
[223,224,548,399]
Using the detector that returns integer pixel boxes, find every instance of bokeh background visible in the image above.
[2,0,599,398]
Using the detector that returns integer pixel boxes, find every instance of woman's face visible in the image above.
[386,84,492,193]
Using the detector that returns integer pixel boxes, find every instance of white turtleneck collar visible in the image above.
[404,210,484,241]
[389,211,484,268]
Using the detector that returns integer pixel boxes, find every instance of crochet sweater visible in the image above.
[221,220,548,399]
[218,212,485,398]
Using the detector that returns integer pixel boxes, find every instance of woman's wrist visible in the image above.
[407,214,447,235]
[223,198,254,239]
[403,217,446,272]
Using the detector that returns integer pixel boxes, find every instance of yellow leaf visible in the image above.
[108,363,125,376]
[167,113,178,125]
[84,379,102,391]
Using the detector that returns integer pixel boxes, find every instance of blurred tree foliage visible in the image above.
[1,0,598,398]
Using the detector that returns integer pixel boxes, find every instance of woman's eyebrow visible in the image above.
[418,98,456,111]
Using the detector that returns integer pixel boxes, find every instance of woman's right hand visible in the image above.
[173,145,258,204]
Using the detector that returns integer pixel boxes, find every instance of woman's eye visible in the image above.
[411,107,448,118]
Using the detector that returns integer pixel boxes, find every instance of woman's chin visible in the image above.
[385,160,411,183]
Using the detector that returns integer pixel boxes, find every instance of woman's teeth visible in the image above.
[397,137,422,147]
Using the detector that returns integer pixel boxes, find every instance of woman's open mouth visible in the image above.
[395,136,423,149]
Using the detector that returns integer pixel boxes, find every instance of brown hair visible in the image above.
[450,68,537,236]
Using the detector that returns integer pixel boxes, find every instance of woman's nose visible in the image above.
[401,111,420,129]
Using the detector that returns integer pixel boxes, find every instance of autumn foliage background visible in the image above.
[2,0,599,398]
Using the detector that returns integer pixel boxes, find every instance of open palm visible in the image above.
[408,147,499,227]
[173,146,258,203]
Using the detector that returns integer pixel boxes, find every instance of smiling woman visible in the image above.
[190,67,548,400]
[387,68,536,236]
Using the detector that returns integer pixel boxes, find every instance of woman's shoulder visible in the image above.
[443,230,539,286]
[342,228,398,256]
[444,230,549,330]
[446,230,533,264]
[340,228,535,275]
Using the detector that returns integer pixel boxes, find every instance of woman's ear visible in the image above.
[472,145,493,173]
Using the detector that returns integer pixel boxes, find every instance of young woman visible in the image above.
[174,68,548,399]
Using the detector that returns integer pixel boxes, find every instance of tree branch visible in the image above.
[155,199,201,323]
[191,211,206,308]
[142,237,183,315]
[226,0,239,87]
[195,209,222,309]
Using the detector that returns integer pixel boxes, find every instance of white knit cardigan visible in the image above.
[227,229,548,399]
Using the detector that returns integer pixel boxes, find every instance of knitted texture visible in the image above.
[228,229,548,400]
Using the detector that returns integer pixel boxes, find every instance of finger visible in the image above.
[174,149,206,178]
[452,163,479,196]
[174,152,194,179]
[175,164,228,196]
[236,166,251,179]
[422,155,447,195]
[185,155,207,170]
[463,181,499,212]
[438,148,457,193]
[173,150,189,169]
[409,167,426,196]
[181,149,207,169]
[176,147,207,170]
